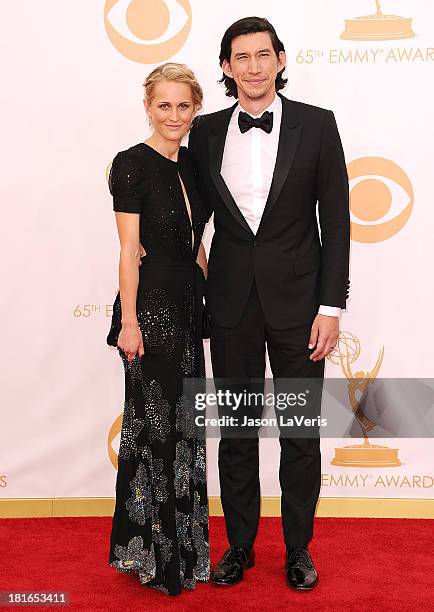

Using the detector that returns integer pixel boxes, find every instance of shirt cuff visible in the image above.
[318,305,341,318]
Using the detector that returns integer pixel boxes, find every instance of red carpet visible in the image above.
[0,516,432,611]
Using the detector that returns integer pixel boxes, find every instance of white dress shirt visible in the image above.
[220,94,341,318]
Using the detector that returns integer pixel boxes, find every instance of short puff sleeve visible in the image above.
[108,151,143,213]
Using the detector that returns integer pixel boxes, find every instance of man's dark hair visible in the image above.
[218,16,287,98]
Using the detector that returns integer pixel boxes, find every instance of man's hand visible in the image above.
[308,314,339,362]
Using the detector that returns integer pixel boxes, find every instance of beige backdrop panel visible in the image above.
[0,1,432,505]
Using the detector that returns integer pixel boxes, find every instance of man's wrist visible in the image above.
[318,305,341,318]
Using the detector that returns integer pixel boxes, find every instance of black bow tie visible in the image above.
[238,110,273,134]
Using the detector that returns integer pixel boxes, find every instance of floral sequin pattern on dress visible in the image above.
[151,458,169,503]
[119,351,143,385]
[175,395,196,439]
[125,462,153,525]
[192,491,210,581]
[193,440,206,484]
[175,509,193,551]
[137,289,181,360]
[118,399,145,460]
[180,283,196,377]
[112,536,156,577]
[140,379,171,444]
[151,512,173,565]
[173,440,193,499]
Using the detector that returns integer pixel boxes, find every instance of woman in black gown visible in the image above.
[106,63,210,596]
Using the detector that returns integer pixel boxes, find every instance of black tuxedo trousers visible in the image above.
[210,280,324,549]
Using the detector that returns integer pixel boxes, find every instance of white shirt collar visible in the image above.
[235,93,282,119]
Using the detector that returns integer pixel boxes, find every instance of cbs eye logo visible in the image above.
[104,0,192,64]
[108,413,122,470]
[348,157,414,243]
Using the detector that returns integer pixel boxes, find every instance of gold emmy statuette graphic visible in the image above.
[341,0,415,41]
[328,332,401,467]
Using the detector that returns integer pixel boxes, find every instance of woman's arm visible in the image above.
[115,211,144,361]
[196,241,208,279]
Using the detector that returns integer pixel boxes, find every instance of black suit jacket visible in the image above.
[189,93,350,329]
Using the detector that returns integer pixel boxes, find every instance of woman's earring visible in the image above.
[148,117,152,127]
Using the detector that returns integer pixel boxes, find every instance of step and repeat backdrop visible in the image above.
[1,0,433,510]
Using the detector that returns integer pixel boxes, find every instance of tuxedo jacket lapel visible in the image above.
[207,95,302,236]
[208,104,254,235]
[257,95,302,232]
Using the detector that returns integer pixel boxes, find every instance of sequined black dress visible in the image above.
[106,143,210,596]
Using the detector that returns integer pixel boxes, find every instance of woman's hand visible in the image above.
[117,321,145,362]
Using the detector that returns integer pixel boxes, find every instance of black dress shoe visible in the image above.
[211,545,255,586]
[285,547,318,590]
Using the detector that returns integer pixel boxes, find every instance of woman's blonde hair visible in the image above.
[143,62,203,110]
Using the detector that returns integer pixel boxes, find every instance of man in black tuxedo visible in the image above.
[189,17,350,590]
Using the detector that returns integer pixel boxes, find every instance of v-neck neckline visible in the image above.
[177,172,195,251]
[140,142,195,252]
